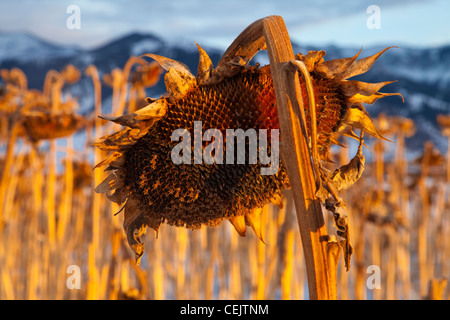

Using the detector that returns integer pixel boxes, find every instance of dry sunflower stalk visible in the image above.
[94,17,403,265]
[0,65,85,143]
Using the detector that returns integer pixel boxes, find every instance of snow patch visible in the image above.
[131,39,163,57]
[0,33,78,63]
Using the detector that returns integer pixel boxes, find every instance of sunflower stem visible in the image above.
[0,123,20,232]
[261,15,337,300]
[86,65,103,299]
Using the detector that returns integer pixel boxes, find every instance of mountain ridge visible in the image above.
[0,31,449,154]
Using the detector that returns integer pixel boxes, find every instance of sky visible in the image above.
[0,0,449,50]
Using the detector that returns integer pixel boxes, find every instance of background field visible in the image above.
[0,53,449,300]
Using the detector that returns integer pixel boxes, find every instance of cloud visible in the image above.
[0,0,444,49]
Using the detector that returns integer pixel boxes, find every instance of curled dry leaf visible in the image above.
[325,197,353,271]
[330,151,365,191]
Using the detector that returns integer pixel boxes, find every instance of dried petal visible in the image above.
[212,56,249,80]
[93,129,133,150]
[229,215,247,236]
[142,53,196,101]
[94,173,116,194]
[329,133,346,147]
[344,107,389,141]
[142,53,192,75]
[123,195,162,265]
[314,48,361,79]
[338,126,361,140]
[94,151,123,169]
[107,187,129,206]
[347,92,404,105]
[295,50,326,72]
[133,98,168,120]
[335,46,396,81]
[271,194,284,209]
[99,114,139,128]
[339,80,397,97]
[164,67,197,101]
[245,208,264,243]
[195,42,214,85]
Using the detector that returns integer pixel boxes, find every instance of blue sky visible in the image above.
[0,0,449,50]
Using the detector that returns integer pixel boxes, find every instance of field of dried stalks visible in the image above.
[0,58,448,300]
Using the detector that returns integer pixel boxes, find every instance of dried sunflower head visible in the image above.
[94,42,402,263]
[60,64,81,84]
[19,102,85,143]
[0,85,84,143]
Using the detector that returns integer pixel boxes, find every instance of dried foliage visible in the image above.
[0,65,85,143]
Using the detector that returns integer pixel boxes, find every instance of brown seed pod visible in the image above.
[95,41,402,263]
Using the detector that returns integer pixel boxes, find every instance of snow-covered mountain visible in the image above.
[1,31,449,153]
[0,32,81,63]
